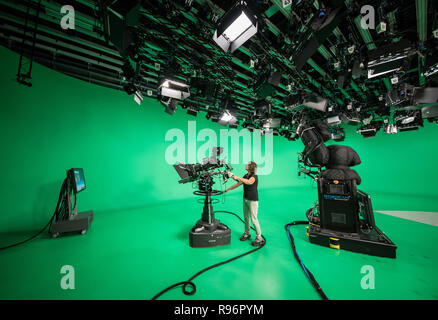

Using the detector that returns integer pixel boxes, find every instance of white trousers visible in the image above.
[243,198,262,240]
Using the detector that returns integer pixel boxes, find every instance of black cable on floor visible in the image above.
[151,210,266,300]
[285,221,329,300]
[0,180,66,251]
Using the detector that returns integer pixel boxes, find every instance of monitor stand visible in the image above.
[49,172,94,238]
[50,210,94,238]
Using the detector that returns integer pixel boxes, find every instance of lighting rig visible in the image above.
[1,0,438,139]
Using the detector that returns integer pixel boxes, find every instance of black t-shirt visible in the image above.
[243,173,258,201]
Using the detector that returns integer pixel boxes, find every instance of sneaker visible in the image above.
[240,234,251,241]
[251,238,265,247]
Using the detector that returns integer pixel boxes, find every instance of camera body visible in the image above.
[173,147,233,186]
[198,174,214,193]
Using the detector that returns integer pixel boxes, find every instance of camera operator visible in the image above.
[224,161,264,247]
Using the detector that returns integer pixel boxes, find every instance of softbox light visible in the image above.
[213,1,258,53]
[158,78,190,100]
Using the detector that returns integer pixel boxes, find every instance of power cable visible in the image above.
[151,210,266,300]
[0,179,67,251]
[284,221,329,300]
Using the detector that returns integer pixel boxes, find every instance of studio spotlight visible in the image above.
[260,129,272,136]
[123,84,136,95]
[384,124,398,134]
[424,58,438,78]
[330,127,345,141]
[212,1,258,53]
[187,105,199,116]
[326,115,341,126]
[422,105,438,122]
[285,94,302,111]
[219,110,236,123]
[281,130,297,141]
[357,121,382,138]
[367,39,413,79]
[376,21,387,34]
[262,118,281,129]
[302,95,328,112]
[386,83,415,106]
[294,4,347,71]
[158,78,190,100]
[157,78,190,115]
[394,110,423,132]
[255,70,282,98]
[161,97,178,115]
[340,113,361,126]
[206,110,220,122]
[134,90,143,105]
[285,92,328,112]
[190,78,217,99]
[253,99,272,119]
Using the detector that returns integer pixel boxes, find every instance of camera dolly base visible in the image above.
[189,219,231,247]
[307,225,396,258]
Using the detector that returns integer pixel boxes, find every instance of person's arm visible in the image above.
[225,181,243,192]
[233,176,255,185]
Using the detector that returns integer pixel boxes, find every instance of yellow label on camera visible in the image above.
[329,237,340,249]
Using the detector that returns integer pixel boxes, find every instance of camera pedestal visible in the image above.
[189,191,231,247]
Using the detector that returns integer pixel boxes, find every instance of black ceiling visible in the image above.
[1,0,437,138]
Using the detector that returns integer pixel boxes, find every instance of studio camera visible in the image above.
[173,147,234,248]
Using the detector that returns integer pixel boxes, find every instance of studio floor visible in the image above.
[1,186,438,300]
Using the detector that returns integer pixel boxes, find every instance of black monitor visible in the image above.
[71,168,86,193]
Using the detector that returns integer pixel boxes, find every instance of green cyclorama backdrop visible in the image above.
[0,45,438,234]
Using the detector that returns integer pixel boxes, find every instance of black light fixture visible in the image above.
[253,99,272,119]
[330,127,345,141]
[384,124,398,134]
[186,105,199,116]
[302,95,328,112]
[285,91,328,112]
[422,105,438,123]
[219,110,237,124]
[394,110,423,132]
[123,83,136,95]
[367,39,413,79]
[212,1,258,53]
[357,121,382,138]
[262,118,281,130]
[157,77,190,115]
[281,130,297,141]
[206,111,220,122]
[255,70,282,98]
[423,56,438,78]
[161,98,178,115]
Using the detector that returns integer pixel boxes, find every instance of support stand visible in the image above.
[189,190,231,247]
[49,170,93,238]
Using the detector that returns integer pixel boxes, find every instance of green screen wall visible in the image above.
[1,46,437,233]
